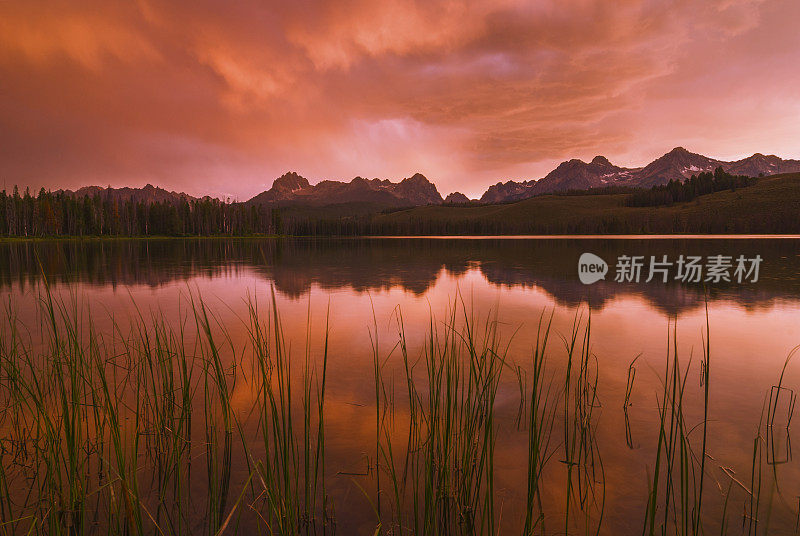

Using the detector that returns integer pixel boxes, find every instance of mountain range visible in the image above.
[60,184,200,204]
[244,171,443,207]
[61,148,800,208]
[480,147,800,203]
[247,147,800,206]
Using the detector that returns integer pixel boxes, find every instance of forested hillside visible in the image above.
[0,188,280,237]
[282,173,800,235]
[3,173,799,238]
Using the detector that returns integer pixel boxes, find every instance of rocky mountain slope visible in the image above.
[480,148,800,203]
[246,172,443,207]
[61,184,199,204]
[58,148,800,209]
[444,192,471,204]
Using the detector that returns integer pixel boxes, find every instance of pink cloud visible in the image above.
[0,0,798,200]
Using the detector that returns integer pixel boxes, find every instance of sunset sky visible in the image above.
[2,0,799,200]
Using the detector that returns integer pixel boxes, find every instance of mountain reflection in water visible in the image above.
[3,237,800,316]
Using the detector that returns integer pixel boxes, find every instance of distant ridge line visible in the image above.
[48,147,800,208]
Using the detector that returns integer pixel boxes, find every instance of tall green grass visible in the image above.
[0,284,330,535]
[370,298,506,535]
[0,285,796,535]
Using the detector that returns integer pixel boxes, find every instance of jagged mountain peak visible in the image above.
[525,154,633,195]
[661,147,700,159]
[480,147,800,203]
[444,192,470,204]
[248,171,442,207]
[726,152,800,177]
[271,171,310,192]
[479,179,536,203]
[64,184,198,204]
[651,147,709,165]
[399,173,435,189]
[394,173,443,205]
[634,148,723,187]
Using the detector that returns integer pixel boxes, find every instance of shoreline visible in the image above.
[2,233,800,243]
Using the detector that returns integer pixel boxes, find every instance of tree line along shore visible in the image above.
[2,171,798,238]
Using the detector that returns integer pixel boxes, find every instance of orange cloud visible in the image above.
[0,0,797,199]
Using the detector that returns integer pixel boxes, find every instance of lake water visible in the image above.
[2,237,800,535]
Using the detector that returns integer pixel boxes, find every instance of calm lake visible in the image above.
[2,237,800,535]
